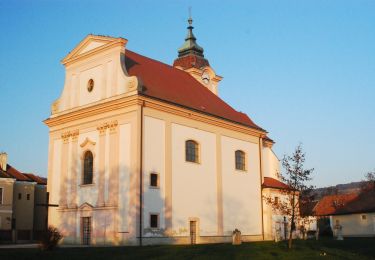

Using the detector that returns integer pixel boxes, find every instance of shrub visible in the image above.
[39,226,63,251]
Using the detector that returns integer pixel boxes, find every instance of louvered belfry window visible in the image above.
[186,140,199,163]
[83,151,93,184]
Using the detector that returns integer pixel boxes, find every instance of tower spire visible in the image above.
[177,13,204,58]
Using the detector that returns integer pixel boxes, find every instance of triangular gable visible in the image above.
[61,34,127,65]
[79,202,94,211]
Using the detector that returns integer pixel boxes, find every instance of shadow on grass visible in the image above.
[0,238,374,260]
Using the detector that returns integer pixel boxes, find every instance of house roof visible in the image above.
[23,173,47,185]
[262,177,290,190]
[125,50,265,131]
[313,190,375,216]
[0,164,47,185]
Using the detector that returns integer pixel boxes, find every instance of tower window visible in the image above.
[83,151,94,184]
[235,150,246,171]
[186,140,199,163]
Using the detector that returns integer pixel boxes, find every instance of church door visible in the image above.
[190,221,197,245]
[82,217,91,245]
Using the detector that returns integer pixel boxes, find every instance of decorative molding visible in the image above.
[61,129,79,143]
[61,35,128,66]
[80,137,96,148]
[45,95,266,138]
[127,76,139,92]
[97,120,118,134]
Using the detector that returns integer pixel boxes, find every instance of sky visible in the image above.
[0,0,374,188]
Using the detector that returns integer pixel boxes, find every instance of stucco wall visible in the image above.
[143,116,166,235]
[333,213,375,237]
[221,136,262,235]
[13,182,35,230]
[262,147,280,179]
[171,123,218,237]
[0,179,15,230]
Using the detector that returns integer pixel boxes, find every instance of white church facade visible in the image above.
[45,19,282,245]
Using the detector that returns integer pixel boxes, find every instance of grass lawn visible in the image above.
[0,238,374,260]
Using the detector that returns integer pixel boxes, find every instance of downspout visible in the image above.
[259,137,265,240]
[139,101,144,246]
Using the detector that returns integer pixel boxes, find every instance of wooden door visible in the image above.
[190,221,197,245]
[82,217,91,245]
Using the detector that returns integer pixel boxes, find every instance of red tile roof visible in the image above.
[313,190,375,216]
[23,173,47,185]
[125,50,264,131]
[5,164,30,181]
[262,177,290,190]
[0,164,47,185]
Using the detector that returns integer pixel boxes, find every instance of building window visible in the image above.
[83,151,94,184]
[150,214,159,228]
[274,196,279,205]
[0,187,3,204]
[361,214,367,220]
[150,173,158,188]
[26,194,30,200]
[186,140,199,163]
[235,150,246,171]
[18,193,22,200]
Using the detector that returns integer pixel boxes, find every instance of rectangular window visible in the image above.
[150,173,158,187]
[150,214,159,228]
[18,193,22,200]
[361,214,367,220]
[0,187,3,204]
[27,194,30,200]
[274,196,279,205]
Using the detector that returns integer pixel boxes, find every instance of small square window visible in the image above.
[18,193,22,200]
[27,194,30,200]
[361,215,367,220]
[150,214,159,228]
[150,173,158,187]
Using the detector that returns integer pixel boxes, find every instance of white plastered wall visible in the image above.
[262,146,280,179]
[171,123,218,236]
[143,116,166,236]
[221,136,262,235]
[332,213,375,237]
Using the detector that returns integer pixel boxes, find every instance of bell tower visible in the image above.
[173,16,222,95]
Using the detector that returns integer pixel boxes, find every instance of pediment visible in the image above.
[79,202,94,211]
[61,34,128,65]
[80,137,96,148]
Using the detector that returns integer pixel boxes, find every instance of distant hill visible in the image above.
[312,181,364,200]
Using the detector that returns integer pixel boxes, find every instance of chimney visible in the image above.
[0,152,7,171]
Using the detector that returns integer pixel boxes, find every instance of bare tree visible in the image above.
[263,144,314,249]
[361,170,375,191]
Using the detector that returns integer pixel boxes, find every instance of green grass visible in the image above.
[1,238,374,260]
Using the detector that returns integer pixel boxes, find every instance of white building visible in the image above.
[45,18,282,245]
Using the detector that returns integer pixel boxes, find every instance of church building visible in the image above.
[45,17,281,245]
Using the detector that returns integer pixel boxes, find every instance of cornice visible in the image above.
[44,95,139,128]
[139,95,266,137]
[45,94,267,138]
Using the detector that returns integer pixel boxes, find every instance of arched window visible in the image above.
[186,140,199,163]
[83,151,93,184]
[235,150,246,171]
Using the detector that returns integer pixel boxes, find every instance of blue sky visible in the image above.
[0,0,374,187]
